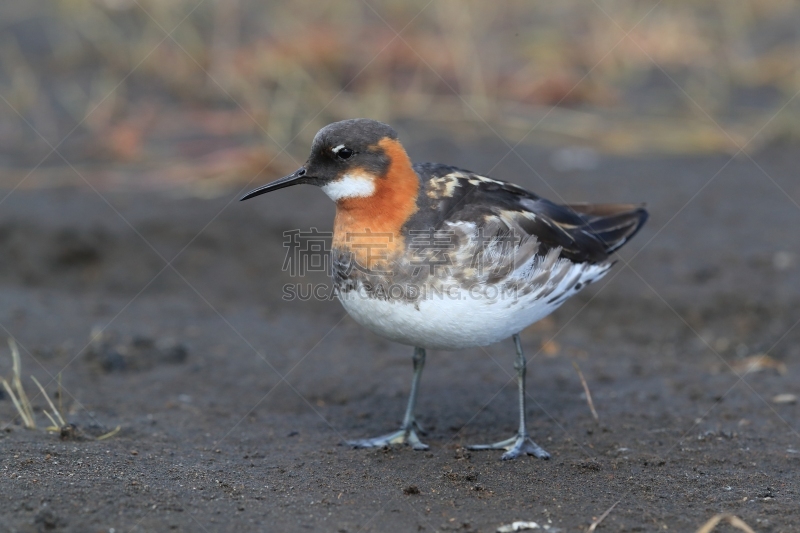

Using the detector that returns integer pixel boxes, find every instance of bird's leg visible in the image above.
[468,334,550,460]
[346,347,429,451]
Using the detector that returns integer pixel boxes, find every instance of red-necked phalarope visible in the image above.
[241,118,647,460]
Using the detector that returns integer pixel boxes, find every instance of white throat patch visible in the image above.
[321,174,376,201]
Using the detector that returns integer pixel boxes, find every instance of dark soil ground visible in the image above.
[1,136,800,532]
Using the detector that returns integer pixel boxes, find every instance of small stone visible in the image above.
[60,424,78,440]
[772,394,797,404]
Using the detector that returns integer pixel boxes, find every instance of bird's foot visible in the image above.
[468,433,550,460]
[346,422,428,451]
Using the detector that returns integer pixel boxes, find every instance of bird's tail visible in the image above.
[565,203,649,254]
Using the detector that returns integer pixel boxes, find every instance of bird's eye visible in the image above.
[336,147,354,160]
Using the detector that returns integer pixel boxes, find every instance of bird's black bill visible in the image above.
[240,168,308,201]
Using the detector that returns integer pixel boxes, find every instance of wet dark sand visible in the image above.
[1,140,799,532]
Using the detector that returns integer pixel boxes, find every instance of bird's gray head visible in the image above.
[240,118,401,202]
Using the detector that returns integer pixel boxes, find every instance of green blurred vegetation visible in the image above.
[1,0,799,190]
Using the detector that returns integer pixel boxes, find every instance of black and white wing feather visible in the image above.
[409,163,648,265]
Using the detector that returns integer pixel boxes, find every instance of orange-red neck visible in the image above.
[332,137,419,268]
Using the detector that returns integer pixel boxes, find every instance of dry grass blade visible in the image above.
[58,372,63,422]
[42,410,60,431]
[695,514,756,533]
[9,339,35,425]
[1,378,35,428]
[3,339,36,428]
[96,425,122,441]
[572,361,599,422]
[30,375,66,427]
[587,500,619,532]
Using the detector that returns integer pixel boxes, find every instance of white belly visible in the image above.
[337,261,610,350]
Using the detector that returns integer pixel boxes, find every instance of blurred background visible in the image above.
[2,2,800,531]
[2,0,800,195]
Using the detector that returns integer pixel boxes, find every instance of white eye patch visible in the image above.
[332,144,346,154]
[321,173,376,201]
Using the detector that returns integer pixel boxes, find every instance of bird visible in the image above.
[241,118,647,460]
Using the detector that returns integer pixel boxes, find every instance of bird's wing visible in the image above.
[412,163,648,265]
